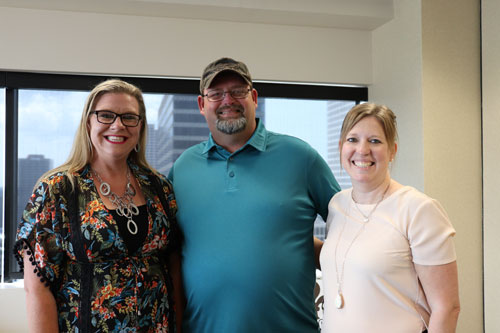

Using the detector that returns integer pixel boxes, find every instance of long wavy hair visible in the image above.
[39,79,157,188]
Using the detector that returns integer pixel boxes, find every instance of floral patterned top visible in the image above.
[15,162,180,332]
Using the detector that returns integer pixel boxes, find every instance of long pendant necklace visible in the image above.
[334,181,391,309]
[93,168,140,235]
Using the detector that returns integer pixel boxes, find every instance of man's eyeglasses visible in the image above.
[202,87,251,102]
[91,110,142,127]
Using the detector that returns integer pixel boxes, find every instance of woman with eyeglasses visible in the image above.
[319,103,460,332]
[15,79,183,332]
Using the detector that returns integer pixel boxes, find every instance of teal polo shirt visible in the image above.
[169,120,340,333]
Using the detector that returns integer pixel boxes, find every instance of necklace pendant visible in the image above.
[363,217,369,223]
[116,206,125,217]
[99,182,111,196]
[126,182,136,197]
[335,292,344,309]
[127,219,139,235]
[129,202,139,215]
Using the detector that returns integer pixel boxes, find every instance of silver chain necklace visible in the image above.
[334,181,391,309]
[351,183,390,223]
[93,168,139,235]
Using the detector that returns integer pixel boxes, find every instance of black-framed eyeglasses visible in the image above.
[91,110,142,127]
[201,87,251,102]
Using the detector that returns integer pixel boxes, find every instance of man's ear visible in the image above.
[198,95,205,116]
[251,88,258,108]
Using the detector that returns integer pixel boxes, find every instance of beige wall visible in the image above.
[421,1,482,331]
[482,0,500,331]
[0,287,28,332]
[0,1,487,332]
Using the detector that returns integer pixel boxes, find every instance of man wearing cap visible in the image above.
[168,57,340,332]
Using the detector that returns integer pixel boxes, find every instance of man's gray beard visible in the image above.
[216,116,247,134]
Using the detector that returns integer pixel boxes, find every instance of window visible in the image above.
[1,72,366,281]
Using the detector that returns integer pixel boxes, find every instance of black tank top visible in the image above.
[109,205,148,254]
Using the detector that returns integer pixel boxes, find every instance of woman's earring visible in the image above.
[134,144,140,152]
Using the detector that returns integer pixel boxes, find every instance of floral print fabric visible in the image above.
[15,163,179,332]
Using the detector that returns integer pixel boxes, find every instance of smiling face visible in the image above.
[198,72,257,140]
[88,92,141,164]
[340,116,396,189]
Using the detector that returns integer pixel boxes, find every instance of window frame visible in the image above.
[1,70,367,281]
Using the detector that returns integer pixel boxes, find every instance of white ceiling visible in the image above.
[0,0,394,30]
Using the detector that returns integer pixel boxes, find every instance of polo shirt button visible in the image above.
[229,171,235,177]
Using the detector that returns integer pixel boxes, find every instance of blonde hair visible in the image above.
[339,103,398,156]
[39,79,157,188]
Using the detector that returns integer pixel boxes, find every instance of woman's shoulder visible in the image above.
[329,188,352,204]
[35,170,71,190]
[391,185,434,203]
[387,185,447,216]
[34,167,93,198]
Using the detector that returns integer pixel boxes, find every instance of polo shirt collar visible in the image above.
[202,118,267,155]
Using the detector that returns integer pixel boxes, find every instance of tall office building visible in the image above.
[257,100,265,126]
[327,100,354,188]
[145,123,159,170]
[156,94,265,175]
[313,100,354,240]
[17,155,52,222]
[156,94,207,175]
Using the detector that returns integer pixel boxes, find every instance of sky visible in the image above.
[265,98,328,159]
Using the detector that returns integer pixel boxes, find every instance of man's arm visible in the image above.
[313,237,324,270]
[307,151,340,221]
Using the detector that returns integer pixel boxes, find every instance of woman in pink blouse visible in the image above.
[320,103,460,333]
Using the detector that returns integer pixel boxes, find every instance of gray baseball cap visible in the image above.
[200,57,253,94]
